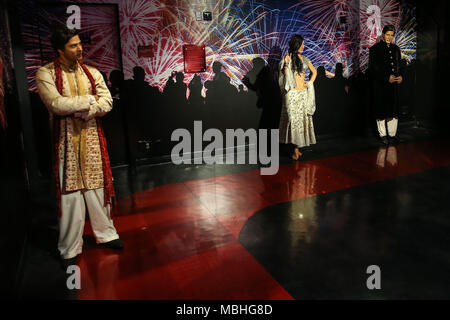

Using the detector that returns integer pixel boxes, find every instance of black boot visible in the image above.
[379,136,389,146]
[101,238,124,250]
[388,136,402,144]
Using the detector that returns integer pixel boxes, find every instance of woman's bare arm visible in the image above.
[283,54,291,75]
[308,61,317,83]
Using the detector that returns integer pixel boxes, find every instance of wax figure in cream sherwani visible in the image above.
[36,26,123,267]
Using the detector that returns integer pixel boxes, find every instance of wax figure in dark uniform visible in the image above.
[368,25,404,145]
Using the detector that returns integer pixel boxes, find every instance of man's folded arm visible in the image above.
[91,68,113,116]
[36,67,91,116]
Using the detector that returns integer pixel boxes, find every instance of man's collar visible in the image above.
[59,59,79,71]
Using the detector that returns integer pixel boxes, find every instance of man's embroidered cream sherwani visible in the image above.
[36,61,119,259]
[36,62,113,192]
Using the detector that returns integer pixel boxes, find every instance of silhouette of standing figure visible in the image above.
[188,73,204,106]
[242,56,281,131]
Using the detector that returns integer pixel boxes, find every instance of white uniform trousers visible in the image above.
[58,187,119,259]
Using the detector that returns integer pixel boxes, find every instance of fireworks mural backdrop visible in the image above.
[19,0,416,93]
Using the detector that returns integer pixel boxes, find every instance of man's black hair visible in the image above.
[50,25,80,53]
[382,25,395,35]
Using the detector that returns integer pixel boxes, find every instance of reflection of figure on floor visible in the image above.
[290,162,318,197]
[80,251,120,299]
[293,198,318,245]
[288,162,318,244]
[376,146,398,168]
[279,34,317,161]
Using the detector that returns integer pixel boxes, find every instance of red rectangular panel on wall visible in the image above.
[183,44,206,73]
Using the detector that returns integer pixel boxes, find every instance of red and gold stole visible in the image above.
[53,57,115,216]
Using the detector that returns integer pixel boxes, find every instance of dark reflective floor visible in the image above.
[16,126,450,299]
[240,165,450,299]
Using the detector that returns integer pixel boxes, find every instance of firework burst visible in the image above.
[359,0,403,70]
[20,0,416,91]
[21,0,122,90]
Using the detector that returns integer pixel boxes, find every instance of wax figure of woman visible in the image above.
[278,34,317,160]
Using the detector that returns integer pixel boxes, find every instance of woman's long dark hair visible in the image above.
[288,34,304,75]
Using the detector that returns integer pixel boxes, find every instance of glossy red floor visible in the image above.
[78,139,450,299]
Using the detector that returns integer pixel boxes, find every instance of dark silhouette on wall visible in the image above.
[102,69,127,166]
[28,55,419,168]
[242,56,281,131]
